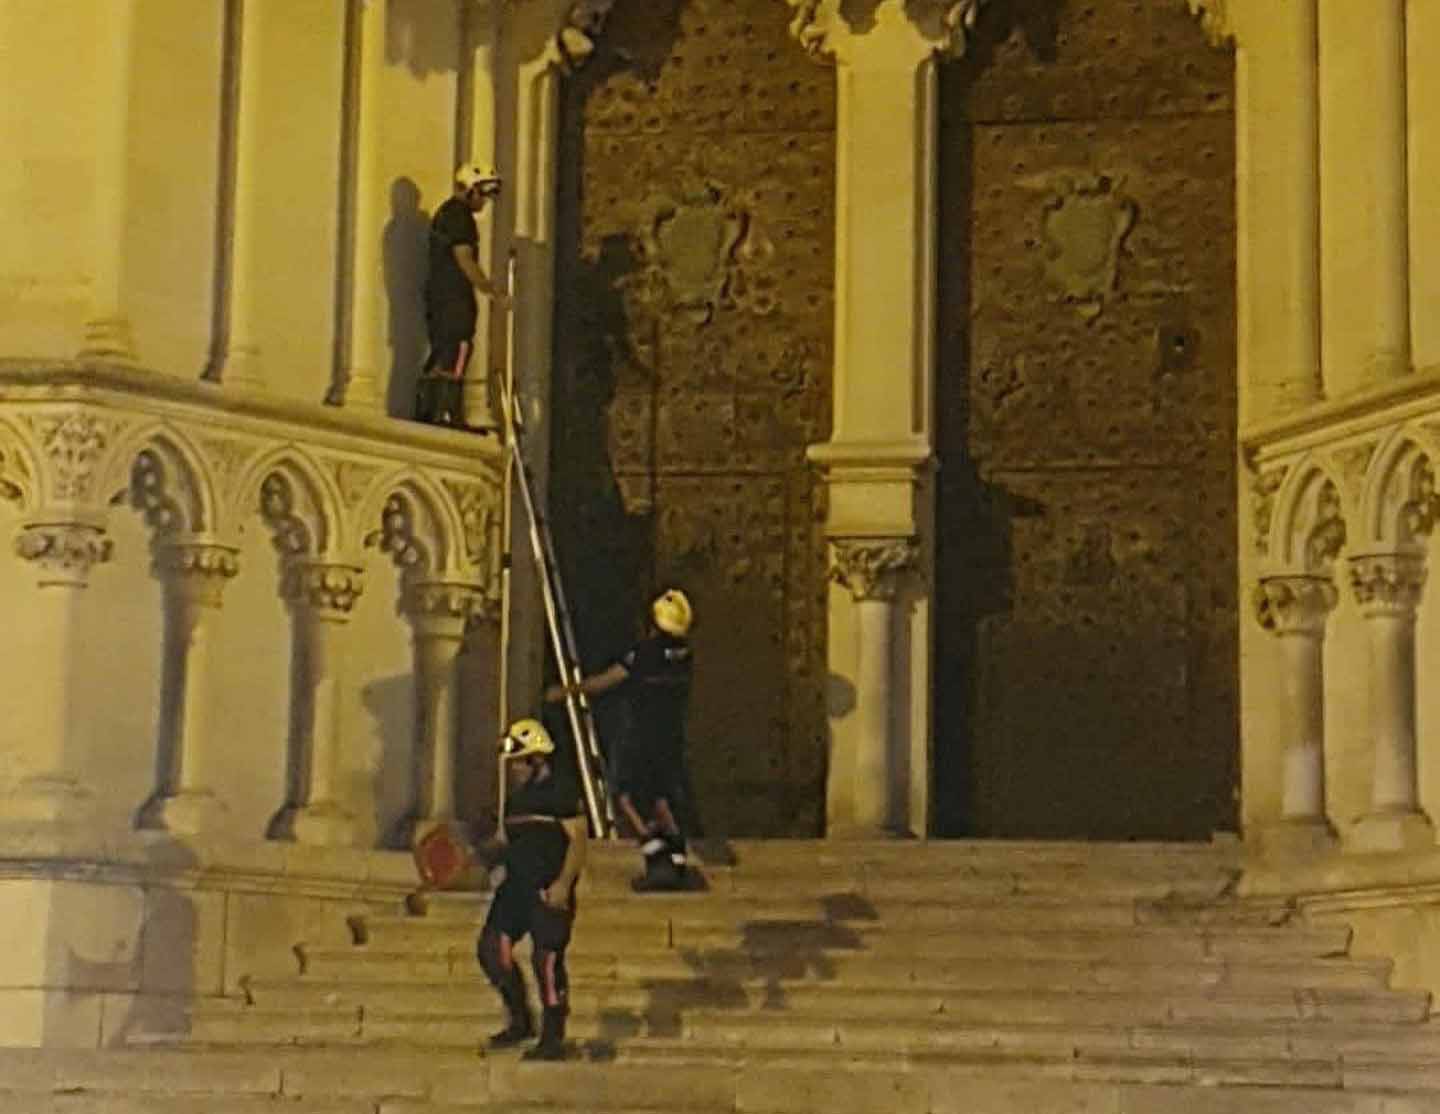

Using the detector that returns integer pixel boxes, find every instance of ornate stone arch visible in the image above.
[359,470,466,580]
[238,446,344,562]
[1361,428,1440,550]
[106,425,218,541]
[1271,455,1350,573]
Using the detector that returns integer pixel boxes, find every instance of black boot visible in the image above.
[665,832,689,887]
[522,1005,568,1061]
[631,836,679,892]
[487,969,534,1049]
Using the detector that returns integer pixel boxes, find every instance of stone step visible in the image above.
[294,941,1390,992]
[182,990,1435,1052]
[349,915,1352,963]
[229,976,1429,1027]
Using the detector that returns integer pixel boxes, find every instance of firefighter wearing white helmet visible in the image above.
[476,716,586,1061]
[546,588,697,892]
[416,163,510,429]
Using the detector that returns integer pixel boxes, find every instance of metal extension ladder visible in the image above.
[494,252,614,839]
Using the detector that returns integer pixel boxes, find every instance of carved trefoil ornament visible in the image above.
[635,181,747,325]
[1251,466,1286,556]
[829,537,919,602]
[1040,175,1136,321]
[786,0,988,60]
[26,412,117,504]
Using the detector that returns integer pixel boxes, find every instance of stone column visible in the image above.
[402,580,478,843]
[138,542,240,835]
[79,0,138,363]
[268,562,363,846]
[1367,0,1412,381]
[207,0,266,389]
[334,0,387,410]
[829,538,917,836]
[7,523,112,822]
[1348,552,1434,852]
[794,4,945,835]
[1256,574,1338,855]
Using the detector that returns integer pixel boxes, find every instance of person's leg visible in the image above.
[523,891,575,1061]
[477,886,533,1046]
[653,796,688,882]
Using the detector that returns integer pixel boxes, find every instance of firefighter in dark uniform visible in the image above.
[548,589,694,891]
[417,163,508,428]
[477,718,587,1061]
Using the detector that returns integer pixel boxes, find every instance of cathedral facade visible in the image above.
[5,0,1440,1045]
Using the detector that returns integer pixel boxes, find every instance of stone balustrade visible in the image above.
[0,360,503,849]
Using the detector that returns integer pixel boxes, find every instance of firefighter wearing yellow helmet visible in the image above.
[416,163,509,428]
[476,717,586,1061]
[546,588,696,892]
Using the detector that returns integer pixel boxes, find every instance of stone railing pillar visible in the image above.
[7,522,113,822]
[268,562,364,846]
[1256,574,1338,855]
[1348,552,1434,851]
[1367,0,1412,382]
[829,538,917,835]
[401,580,479,842]
[138,541,240,834]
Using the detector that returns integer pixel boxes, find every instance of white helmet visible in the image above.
[652,589,693,637]
[499,717,554,761]
[456,163,501,192]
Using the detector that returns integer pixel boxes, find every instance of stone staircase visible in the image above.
[6,840,1440,1112]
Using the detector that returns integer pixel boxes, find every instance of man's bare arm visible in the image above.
[545,662,629,703]
[452,243,512,308]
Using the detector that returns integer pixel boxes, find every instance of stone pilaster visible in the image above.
[1365,0,1412,382]
[829,537,917,837]
[333,0,388,410]
[1348,552,1433,852]
[1255,574,1338,857]
[401,580,481,844]
[137,541,240,835]
[268,562,365,847]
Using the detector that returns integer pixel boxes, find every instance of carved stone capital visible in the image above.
[402,580,483,627]
[553,0,617,71]
[829,537,918,602]
[155,542,241,608]
[283,562,365,617]
[15,522,113,587]
[787,0,986,63]
[1254,575,1337,636]
[1349,552,1427,617]
[1185,0,1234,46]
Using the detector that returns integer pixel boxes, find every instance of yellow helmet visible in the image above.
[499,718,554,761]
[456,163,502,195]
[652,588,693,637]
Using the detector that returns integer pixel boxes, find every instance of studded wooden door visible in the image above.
[933,1,1239,840]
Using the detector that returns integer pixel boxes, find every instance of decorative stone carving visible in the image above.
[1401,457,1440,542]
[1251,466,1286,556]
[259,472,315,558]
[634,182,747,325]
[1185,0,1234,46]
[1331,442,1377,510]
[154,542,240,607]
[1304,480,1346,570]
[1349,552,1427,615]
[331,459,383,513]
[829,537,918,602]
[131,450,187,538]
[441,478,501,569]
[366,494,428,573]
[14,522,113,587]
[194,435,259,505]
[1040,175,1137,321]
[786,0,987,60]
[1254,575,1337,635]
[555,0,617,71]
[283,561,364,616]
[402,579,481,624]
[26,413,116,503]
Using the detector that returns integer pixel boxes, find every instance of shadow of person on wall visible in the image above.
[360,671,415,850]
[384,176,430,421]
